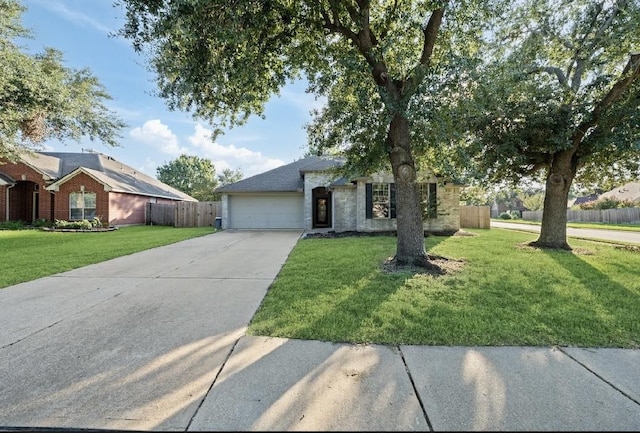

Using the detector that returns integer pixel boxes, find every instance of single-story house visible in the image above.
[216,156,462,232]
[598,181,640,204]
[0,151,196,225]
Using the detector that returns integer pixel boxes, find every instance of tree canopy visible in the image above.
[156,154,222,202]
[460,0,640,248]
[0,0,126,161]
[117,0,497,269]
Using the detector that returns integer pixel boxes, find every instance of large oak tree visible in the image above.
[0,0,126,161]
[464,0,640,249]
[116,0,494,269]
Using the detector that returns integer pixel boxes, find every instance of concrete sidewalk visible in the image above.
[1,230,639,431]
[491,220,640,244]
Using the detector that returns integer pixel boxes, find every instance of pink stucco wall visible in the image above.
[109,192,176,225]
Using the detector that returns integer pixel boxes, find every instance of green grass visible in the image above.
[492,218,640,232]
[0,225,214,288]
[248,229,640,348]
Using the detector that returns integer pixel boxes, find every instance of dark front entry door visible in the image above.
[312,187,331,228]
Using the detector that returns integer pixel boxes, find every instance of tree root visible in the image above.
[528,240,573,251]
[383,254,465,276]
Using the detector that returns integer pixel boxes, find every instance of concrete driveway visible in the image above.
[2,229,639,431]
[0,230,302,431]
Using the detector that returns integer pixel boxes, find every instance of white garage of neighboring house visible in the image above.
[217,156,463,233]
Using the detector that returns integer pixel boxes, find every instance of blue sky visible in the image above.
[20,0,324,178]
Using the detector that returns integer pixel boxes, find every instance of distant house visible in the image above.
[599,182,640,204]
[216,156,462,232]
[569,193,601,208]
[0,151,196,226]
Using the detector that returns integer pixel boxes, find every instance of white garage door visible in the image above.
[228,194,304,229]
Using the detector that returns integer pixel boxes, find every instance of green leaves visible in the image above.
[461,0,640,186]
[0,0,126,161]
[156,154,223,201]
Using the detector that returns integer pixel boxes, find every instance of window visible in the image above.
[69,192,96,220]
[372,183,390,218]
[419,183,438,219]
[366,183,396,219]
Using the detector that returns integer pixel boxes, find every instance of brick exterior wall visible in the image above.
[52,172,109,222]
[0,160,54,222]
[1,159,190,225]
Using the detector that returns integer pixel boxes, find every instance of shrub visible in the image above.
[579,197,637,210]
[508,210,521,219]
[54,219,93,230]
[0,220,25,230]
[31,218,52,228]
[498,212,512,220]
[91,216,101,228]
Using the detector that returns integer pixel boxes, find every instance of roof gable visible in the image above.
[35,152,196,201]
[15,152,61,180]
[217,156,344,193]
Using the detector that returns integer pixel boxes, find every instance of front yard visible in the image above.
[248,229,640,348]
[0,225,214,288]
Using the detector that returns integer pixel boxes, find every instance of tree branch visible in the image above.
[576,52,640,142]
[567,0,627,91]
[320,1,386,86]
[379,0,400,41]
[531,66,568,87]
[420,7,445,66]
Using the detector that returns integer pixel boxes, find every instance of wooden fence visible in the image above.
[147,201,222,227]
[460,205,491,229]
[522,207,640,224]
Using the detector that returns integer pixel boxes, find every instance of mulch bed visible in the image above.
[303,229,476,239]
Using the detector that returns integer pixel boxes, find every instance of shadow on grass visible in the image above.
[249,235,450,344]
[538,247,639,347]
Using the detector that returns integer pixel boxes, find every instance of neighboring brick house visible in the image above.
[216,156,462,232]
[0,151,196,226]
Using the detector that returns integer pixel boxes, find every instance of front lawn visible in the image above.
[0,225,214,288]
[248,229,640,348]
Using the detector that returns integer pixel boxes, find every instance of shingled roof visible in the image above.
[20,152,196,202]
[217,156,344,193]
[599,181,640,203]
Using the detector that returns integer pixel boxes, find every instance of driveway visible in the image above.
[0,230,302,431]
[491,220,640,244]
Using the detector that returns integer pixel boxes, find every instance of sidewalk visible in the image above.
[1,230,639,431]
[491,220,640,244]
[187,337,640,431]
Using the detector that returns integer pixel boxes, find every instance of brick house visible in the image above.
[216,156,462,232]
[0,151,196,226]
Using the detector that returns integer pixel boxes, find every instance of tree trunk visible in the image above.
[532,150,577,250]
[386,114,433,267]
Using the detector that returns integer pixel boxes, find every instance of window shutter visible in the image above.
[390,183,396,219]
[428,183,437,219]
[365,183,372,219]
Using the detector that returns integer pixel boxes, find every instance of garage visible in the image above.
[227,193,304,229]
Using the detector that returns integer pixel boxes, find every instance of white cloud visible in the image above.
[36,0,114,35]
[129,119,188,156]
[188,124,284,177]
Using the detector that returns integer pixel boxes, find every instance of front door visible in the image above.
[312,187,331,228]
